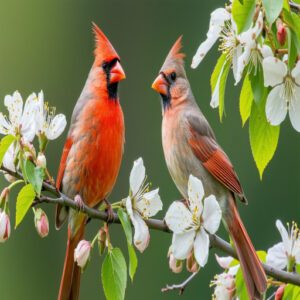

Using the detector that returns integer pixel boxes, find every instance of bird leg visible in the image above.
[104,198,115,223]
[74,194,85,211]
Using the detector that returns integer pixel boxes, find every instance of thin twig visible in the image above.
[290,1,300,11]
[1,165,300,287]
[161,272,198,295]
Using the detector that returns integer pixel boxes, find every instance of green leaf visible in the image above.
[249,65,265,104]
[15,184,36,228]
[283,284,300,300]
[263,0,283,25]
[101,248,127,300]
[210,53,230,121]
[218,60,231,122]
[235,267,250,300]
[256,250,267,263]
[0,135,15,166]
[283,10,300,49]
[24,160,45,196]
[287,28,298,69]
[240,75,253,126]
[211,53,227,92]
[249,97,280,179]
[128,243,138,282]
[117,208,132,245]
[232,0,256,34]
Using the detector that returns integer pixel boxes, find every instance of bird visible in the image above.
[151,36,267,300]
[56,23,125,300]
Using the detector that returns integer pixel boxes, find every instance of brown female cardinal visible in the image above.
[152,37,267,300]
[56,24,125,300]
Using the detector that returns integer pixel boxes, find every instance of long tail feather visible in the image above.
[225,195,267,300]
[58,223,85,300]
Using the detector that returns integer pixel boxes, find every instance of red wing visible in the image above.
[189,128,245,199]
[56,137,73,190]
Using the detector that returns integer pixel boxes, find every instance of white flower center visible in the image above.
[282,76,296,109]
[219,21,238,60]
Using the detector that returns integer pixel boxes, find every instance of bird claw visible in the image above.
[104,199,115,223]
[74,195,85,211]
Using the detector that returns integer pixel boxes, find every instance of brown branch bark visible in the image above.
[1,165,300,287]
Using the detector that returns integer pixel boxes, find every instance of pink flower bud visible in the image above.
[186,251,199,273]
[34,208,49,238]
[0,188,9,207]
[275,285,285,300]
[36,153,47,168]
[168,253,183,273]
[0,211,11,242]
[277,21,287,46]
[74,240,91,268]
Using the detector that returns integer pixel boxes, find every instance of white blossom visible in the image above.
[0,91,39,142]
[165,175,222,267]
[35,91,67,140]
[212,273,236,300]
[125,158,163,252]
[191,8,231,68]
[235,11,266,84]
[263,57,300,132]
[266,220,300,270]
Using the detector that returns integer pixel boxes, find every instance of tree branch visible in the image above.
[161,272,199,295]
[1,165,300,287]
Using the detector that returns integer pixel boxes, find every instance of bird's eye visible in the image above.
[102,62,108,69]
[170,72,177,81]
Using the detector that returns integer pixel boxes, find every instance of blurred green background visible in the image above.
[0,0,299,299]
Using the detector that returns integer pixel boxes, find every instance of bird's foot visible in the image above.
[104,199,115,223]
[74,195,85,211]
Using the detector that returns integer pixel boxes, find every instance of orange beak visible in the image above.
[152,74,168,95]
[110,61,126,83]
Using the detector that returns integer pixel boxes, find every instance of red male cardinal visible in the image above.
[56,24,125,300]
[152,37,267,300]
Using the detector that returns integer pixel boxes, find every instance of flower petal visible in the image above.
[232,45,242,83]
[21,93,39,142]
[259,44,273,59]
[294,239,300,264]
[266,242,287,270]
[276,220,291,253]
[135,188,163,218]
[4,91,23,128]
[211,66,224,108]
[235,46,251,85]
[191,8,230,68]
[3,144,16,172]
[265,85,287,126]
[131,212,150,253]
[0,113,11,135]
[194,227,210,267]
[165,201,193,234]
[35,90,45,133]
[215,254,234,269]
[46,114,67,140]
[188,175,204,218]
[291,60,300,85]
[172,231,196,260]
[125,196,134,219]
[202,195,222,234]
[263,57,287,87]
[129,158,145,197]
[289,86,300,132]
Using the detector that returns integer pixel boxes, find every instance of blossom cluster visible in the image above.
[0,90,66,241]
[192,1,300,132]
